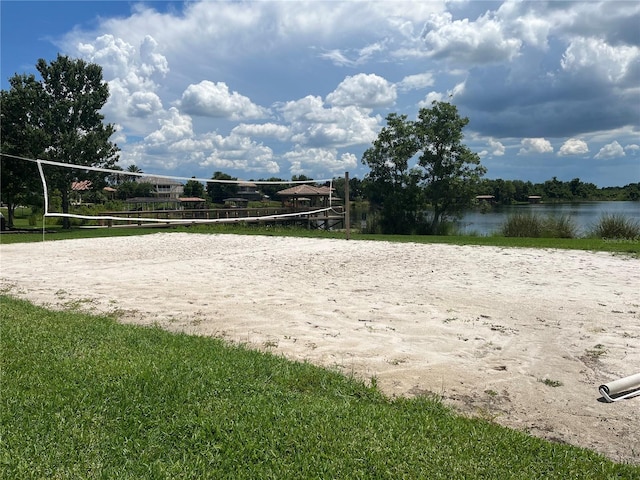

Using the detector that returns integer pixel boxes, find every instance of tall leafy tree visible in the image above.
[0,74,47,228]
[291,174,312,182]
[257,177,286,200]
[414,102,486,232]
[362,113,421,233]
[362,102,485,234]
[35,55,119,228]
[623,183,640,201]
[183,177,205,198]
[206,171,238,204]
[542,176,571,200]
[512,180,534,202]
[115,181,154,200]
[332,176,364,202]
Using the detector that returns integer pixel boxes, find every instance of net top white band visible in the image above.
[2,153,334,185]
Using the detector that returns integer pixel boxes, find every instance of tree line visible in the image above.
[333,177,639,204]
[473,177,639,204]
[177,173,639,211]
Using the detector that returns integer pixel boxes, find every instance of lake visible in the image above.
[456,201,640,236]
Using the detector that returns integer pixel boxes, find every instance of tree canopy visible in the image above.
[1,55,119,228]
[207,171,238,204]
[0,74,47,227]
[183,178,205,198]
[115,181,154,200]
[362,101,486,234]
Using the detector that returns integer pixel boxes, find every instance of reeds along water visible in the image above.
[455,201,640,236]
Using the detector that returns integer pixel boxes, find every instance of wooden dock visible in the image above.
[97,206,345,230]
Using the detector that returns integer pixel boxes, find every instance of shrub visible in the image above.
[501,213,544,237]
[67,204,107,226]
[501,213,577,238]
[588,213,640,240]
[542,214,578,238]
[430,220,461,236]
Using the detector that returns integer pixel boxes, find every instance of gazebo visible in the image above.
[178,197,207,209]
[276,184,338,209]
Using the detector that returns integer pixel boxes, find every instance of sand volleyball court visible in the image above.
[1,232,638,464]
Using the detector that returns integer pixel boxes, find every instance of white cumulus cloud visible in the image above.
[145,107,193,144]
[280,95,381,148]
[179,81,269,120]
[77,33,170,130]
[495,1,554,49]
[420,11,522,64]
[624,144,640,154]
[196,132,279,174]
[561,37,639,84]
[139,35,169,77]
[595,141,625,159]
[558,138,589,156]
[326,73,396,108]
[518,138,553,155]
[418,91,445,108]
[127,91,163,118]
[488,138,505,156]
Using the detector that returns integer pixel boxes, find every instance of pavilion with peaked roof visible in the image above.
[179,197,207,209]
[276,184,339,209]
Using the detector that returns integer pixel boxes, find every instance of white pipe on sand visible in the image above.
[599,373,640,402]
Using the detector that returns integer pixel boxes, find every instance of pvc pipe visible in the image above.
[599,373,640,402]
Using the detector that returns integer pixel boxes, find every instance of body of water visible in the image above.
[456,201,640,236]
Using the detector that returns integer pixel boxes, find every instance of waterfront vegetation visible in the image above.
[500,213,578,238]
[0,204,640,255]
[3,226,638,255]
[587,213,640,240]
[2,296,639,478]
[499,211,640,240]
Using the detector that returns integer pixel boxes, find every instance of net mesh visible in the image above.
[3,154,344,228]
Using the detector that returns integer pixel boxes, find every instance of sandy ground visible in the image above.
[1,232,639,464]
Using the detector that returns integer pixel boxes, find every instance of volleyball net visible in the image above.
[2,154,345,228]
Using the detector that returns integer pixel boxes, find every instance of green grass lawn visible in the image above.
[2,297,638,478]
[2,220,639,257]
[2,204,639,255]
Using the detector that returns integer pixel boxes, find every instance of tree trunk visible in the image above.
[430,206,443,234]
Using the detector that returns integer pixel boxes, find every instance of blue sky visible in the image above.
[2,1,639,187]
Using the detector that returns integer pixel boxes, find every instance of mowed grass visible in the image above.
[0,225,162,244]
[2,297,638,478]
[2,222,639,257]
